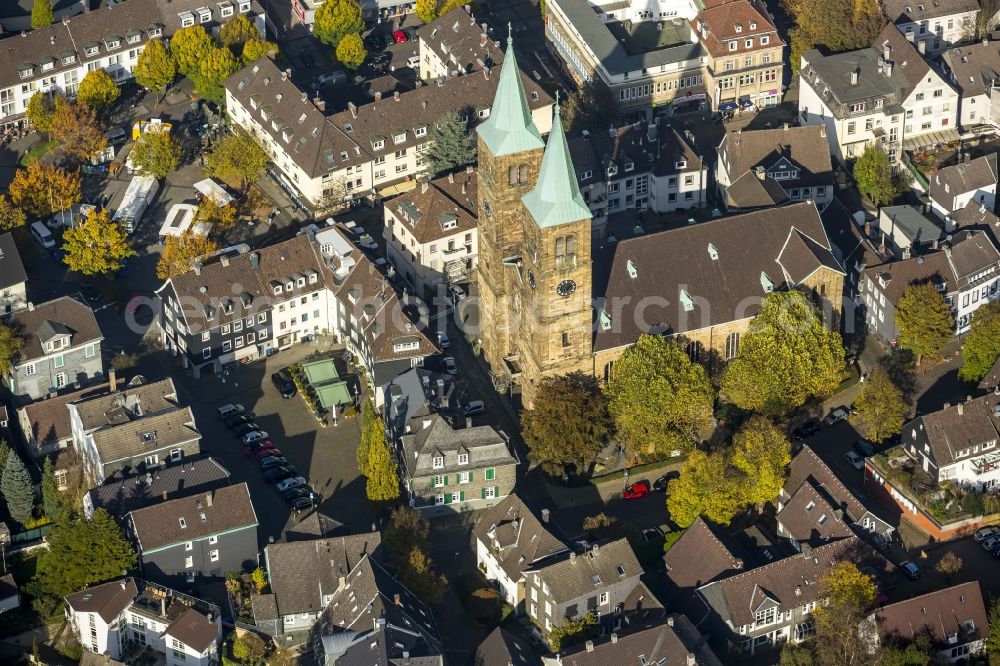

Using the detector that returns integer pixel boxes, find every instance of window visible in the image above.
[185,556,194,569]
[239,0,250,11]
[53,355,65,369]
[221,3,234,17]
[847,121,856,135]
[600,592,609,605]
[433,475,444,488]
[725,332,740,359]
[222,341,232,352]
[198,7,212,22]
[54,469,68,490]
[458,453,469,465]
[53,372,66,388]
[761,35,770,45]
[849,102,866,113]
[432,456,444,469]
[459,471,470,484]
[484,486,496,499]
[180,12,195,26]
[25,363,36,376]
[185,541,193,551]
[210,550,219,562]
[485,468,495,481]
[728,41,737,51]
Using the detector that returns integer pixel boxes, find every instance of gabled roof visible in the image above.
[415,5,503,75]
[777,227,845,283]
[692,0,784,59]
[90,406,200,466]
[7,296,102,364]
[942,40,1000,100]
[872,581,989,649]
[554,615,724,666]
[527,538,642,605]
[400,414,516,478]
[799,47,906,118]
[948,198,1000,248]
[163,606,219,654]
[784,445,870,523]
[19,378,122,447]
[128,483,257,552]
[664,516,747,590]
[71,377,178,432]
[904,393,1000,468]
[86,457,231,519]
[386,171,477,245]
[0,233,27,290]
[472,493,568,583]
[522,101,591,229]
[776,480,854,545]
[875,23,931,98]
[882,0,980,24]
[930,154,999,207]
[65,578,138,623]
[724,170,789,208]
[718,125,833,189]
[475,626,541,666]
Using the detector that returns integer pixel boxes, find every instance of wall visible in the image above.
[476,538,522,606]
[903,74,960,140]
[12,342,103,400]
[894,12,977,56]
[140,526,259,585]
[412,461,517,515]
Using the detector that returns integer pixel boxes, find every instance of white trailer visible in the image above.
[113,175,159,233]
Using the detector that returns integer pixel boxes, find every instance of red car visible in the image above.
[624,480,651,500]
[392,30,408,43]
[254,447,282,460]
[243,440,275,457]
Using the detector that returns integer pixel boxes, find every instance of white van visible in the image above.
[31,221,55,249]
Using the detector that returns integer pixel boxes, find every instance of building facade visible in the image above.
[929,154,998,220]
[883,0,980,56]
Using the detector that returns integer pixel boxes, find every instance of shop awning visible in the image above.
[739,97,754,108]
[719,101,738,111]
[903,128,961,150]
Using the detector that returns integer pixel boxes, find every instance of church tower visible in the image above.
[476,32,546,388]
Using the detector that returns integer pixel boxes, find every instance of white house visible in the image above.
[882,0,980,56]
[941,40,1000,129]
[929,154,998,220]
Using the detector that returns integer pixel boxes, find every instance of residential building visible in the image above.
[69,377,202,483]
[223,54,551,209]
[0,0,86,34]
[882,0,980,55]
[716,125,834,210]
[126,483,258,584]
[0,233,27,314]
[898,393,1000,490]
[948,198,1000,246]
[777,445,895,549]
[400,414,518,515]
[292,0,412,29]
[83,457,231,520]
[799,25,959,165]
[416,5,502,83]
[156,229,436,383]
[697,535,894,654]
[18,378,122,457]
[383,170,478,300]
[476,626,542,666]
[860,230,1000,340]
[6,296,104,401]
[524,538,643,636]
[251,532,381,637]
[379,367,457,444]
[309,555,441,664]
[473,493,568,608]
[941,40,1000,128]
[541,615,724,665]
[545,0,711,119]
[0,573,20,614]
[875,204,945,259]
[863,581,989,662]
[65,578,221,666]
[929,154,998,221]
[663,516,747,606]
[691,0,785,112]
[567,121,707,220]
[820,197,890,298]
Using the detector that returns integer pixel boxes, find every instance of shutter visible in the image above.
[468,470,474,482]
[445,493,451,504]
[481,487,487,500]
[460,490,465,502]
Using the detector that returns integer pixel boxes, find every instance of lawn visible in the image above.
[18,139,59,166]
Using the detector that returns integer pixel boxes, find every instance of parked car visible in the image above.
[824,407,849,426]
[277,477,307,492]
[653,472,679,492]
[392,29,408,43]
[80,282,102,305]
[217,403,245,419]
[242,441,274,457]
[974,525,1000,542]
[227,415,256,429]
[259,456,289,469]
[982,535,1000,550]
[283,486,315,501]
[255,447,283,460]
[853,440,876,457]
[243,431,270,445]
[624,480,651,500]
[463,400,485,416]
[232,422,262,437]
[272,370,296,399]
[845,451,865,470]
[437,331,450,349]
[263,465,298,483]
[899,561,921,580]
[791,420,821,440]
[292,496,316,512]
[406,54,420,68]
[443,357,458,375]
[989,541,1000,558]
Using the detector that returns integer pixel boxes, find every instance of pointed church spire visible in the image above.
[476,29,545,157]
[522,94,591,229]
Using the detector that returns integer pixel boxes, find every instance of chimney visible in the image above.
[483,65,491,80]
[850,69,859,85]
[162,490,168,501]
[883,43,891,61]
[160,597,166,617]
[120,580,127,589]
[108,368,117,391]
[918,40,926,54]
[447,172,454,183]
[884,61,893,77]
[301,92,308,102]
[250,252,260,270]
[206,490,213,507]
[349,101,358,118]
[394,91,400,102]
[394,593,401,606]
[820,125,826,138]
[338,575,346,590]
[611,633,618,643]
[585,641,594,652]
[220,255,230,267]
[686,654,697,666]
[314,95,326,112]
[795,585,802,596]
[480,33,488,47]
[864,220,871,237]
[754,166,766,181]
[465,417,473,429]
[834,508,844,520]
[281,69,288,81]
[375,91,382,103]
[193,262,202,275]
[421,181,429,194]
[958,403,964,415]
[667,616,675,627]
[783,123,789,131]
[27,301,33,311]
[570,551,576,562]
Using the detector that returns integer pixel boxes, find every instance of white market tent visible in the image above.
[193,178,234,207]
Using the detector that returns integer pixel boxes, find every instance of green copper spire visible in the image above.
[477,27,545,157]
[522,94,591,229]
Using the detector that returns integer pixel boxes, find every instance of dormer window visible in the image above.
[394,131,407,144]
[735,24,743,32]
[675,160,687,169]
[198,7,212,23]
[19,65,34,79]
[624,161,634,172]
[607,165,618,177]
[180,12,195,27]
[415,126,427,137]
[458,453,469,465]
[41,60,54,72]
[239,0,251,11]
[432,456,444,469]
[760,35,769,45]
[127,33,141,45]
[86,43,100,56]
[179,517,187,529]
[874,98,884,108]
[478,108,490,118]
[849,102,866,113]
[149,26,162,38]
[750,21,757,29]
[273,284,282,295]
[296,276,306,287]
[62,53,76,65]
[105,36,121,49]
[581,170,593,179]
[372,139,384,150]
[220,2,235,17]
[285,281,294,291]
[340,151,349,160]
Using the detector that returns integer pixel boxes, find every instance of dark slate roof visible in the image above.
[664,517,747,590]
[65,578,138,623]
[724,170,789,208]
[943,40,1000,100]
[799,44,907,119]
[877,205,944,245]
[875,24,930,98]
[7,296,102,363]
[86,457,231,518]
[596,202,844,352]
[527,538,642,605]
[475,626,541,666]
[904,393,1000,468]
[883,0,980,24]
[259,532,381,619]
[472,493,568,584]
[776,480,855,545]
[322,623,443,666]
[872,581,989,650]
[400,414,516,479]
[0,573,17,602]
[949,199,1000,248]
[930,154,999,206]
[0,233,27,290]
[719,125,833,191]
[163,606,218,654]
[568,123,703,184]
[554,615,724,666]
[698,536,894,628]
[386,171,477,245]
[128,482,257,551]
[19,378,122,447]
[415,5,502,74]
[784,445,870,523]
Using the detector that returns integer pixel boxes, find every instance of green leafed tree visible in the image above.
[356,399,379,477]
[852,367,908,443]
[130,129,182,179]
[985,594,1000,655]
[62,208,135,276]
[219,14,261,52]
[720,290,845,416]
[77,70,121,114]
[427,111,477,176]
[730,416,792,506]
[784,0,884,73]
[26,91,59,134]
[36,509,136,598]
[382,506,430,559]
[812,562,877,666]
[31,0,55,29]
[521,372,611,476]
[241,38,278,65]
[335,32,367,71]
[606,334,714,459]
[398,546,447,604]
[205,128,269,191]
[1,451,34,525]
[0,441,10,478]
[959,301,1000,383]
[313,0,364,47]
[192,46,241,103]
[666,451,743,528]
[41,457,61,521]
[9,161,81,218]
[364,421,400,502]
[854,144,900,208]
[231,632,267,665]
[0,324,24,377]
[896,282,954,365]
[546,612,598,652]
[415,0,439,23]
[135,39,177,103]
[170,25,215,80]
[0,195,26,232]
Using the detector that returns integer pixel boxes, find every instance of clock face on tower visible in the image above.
[556,279,577,298]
